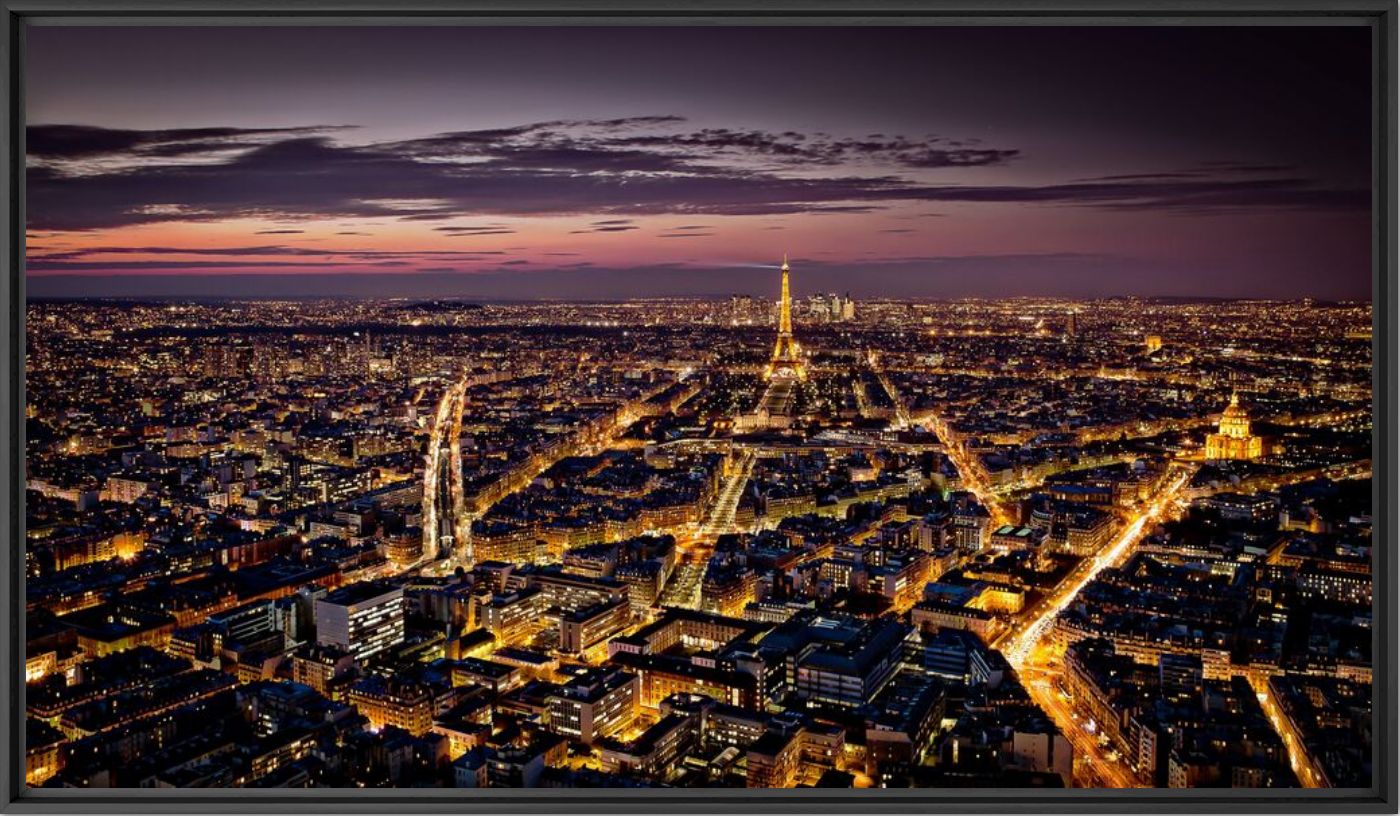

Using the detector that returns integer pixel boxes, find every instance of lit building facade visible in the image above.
[545,667,639,744]
[314,582,405,661]
[347,676,434,735]
[1205,393,1266,461]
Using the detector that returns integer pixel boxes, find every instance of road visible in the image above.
[1021,666,1140,788]
[920,419,1014,527]
[1002,468,1191,666]
[865,352,911,428]
[1256,678,1326,787]
[660,448,757,609]
[446,379,471,563]
[418,376,669,575]
[658,560,706,610]
[699,448,756,539]
[998,467,1193,787]
[420,376,467,567]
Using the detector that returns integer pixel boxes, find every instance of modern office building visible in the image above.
[545,666,639,745]
[314,581,405,661]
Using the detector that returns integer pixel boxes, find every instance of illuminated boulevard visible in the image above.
[1000,468,1193,787]
[915,407,1015,528]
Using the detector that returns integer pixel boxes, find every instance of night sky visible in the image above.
[24,26,1374,300]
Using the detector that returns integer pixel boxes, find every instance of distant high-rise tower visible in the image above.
[766,255,806,380]
[1066,311,1078,338]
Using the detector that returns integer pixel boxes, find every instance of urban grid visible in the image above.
[23,262,1373,789]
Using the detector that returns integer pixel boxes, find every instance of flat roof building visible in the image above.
[314,581,405,662]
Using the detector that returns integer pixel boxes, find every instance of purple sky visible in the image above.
[24,26,1374,300]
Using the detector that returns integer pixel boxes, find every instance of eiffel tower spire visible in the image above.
[767,254,805,380]
[778,255,792,336]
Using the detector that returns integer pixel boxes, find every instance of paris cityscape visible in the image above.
[20,26,1374,792]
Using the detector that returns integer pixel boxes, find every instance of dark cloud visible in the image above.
[803,206,883,216]
[570,224,641,233]
[435,224,508,230]
[28,244,509,266]
[26,123,348,159]
[434,225,517,236]
[253,228,305,234]
[608,128,1019,170]
[25,118,1368,232]
[27,260,411,271]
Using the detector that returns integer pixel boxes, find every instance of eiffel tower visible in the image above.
[766,254,806,381]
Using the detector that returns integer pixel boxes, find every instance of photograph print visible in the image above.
[18,22,1379,796]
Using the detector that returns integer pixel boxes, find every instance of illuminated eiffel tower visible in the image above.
[766,254,806,381]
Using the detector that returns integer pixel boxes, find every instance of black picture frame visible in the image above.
[2,2,1395,812]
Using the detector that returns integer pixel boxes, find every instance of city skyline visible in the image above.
[26,26,1373,300]
[23,280,1375,790]
[20,23,1377,795]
